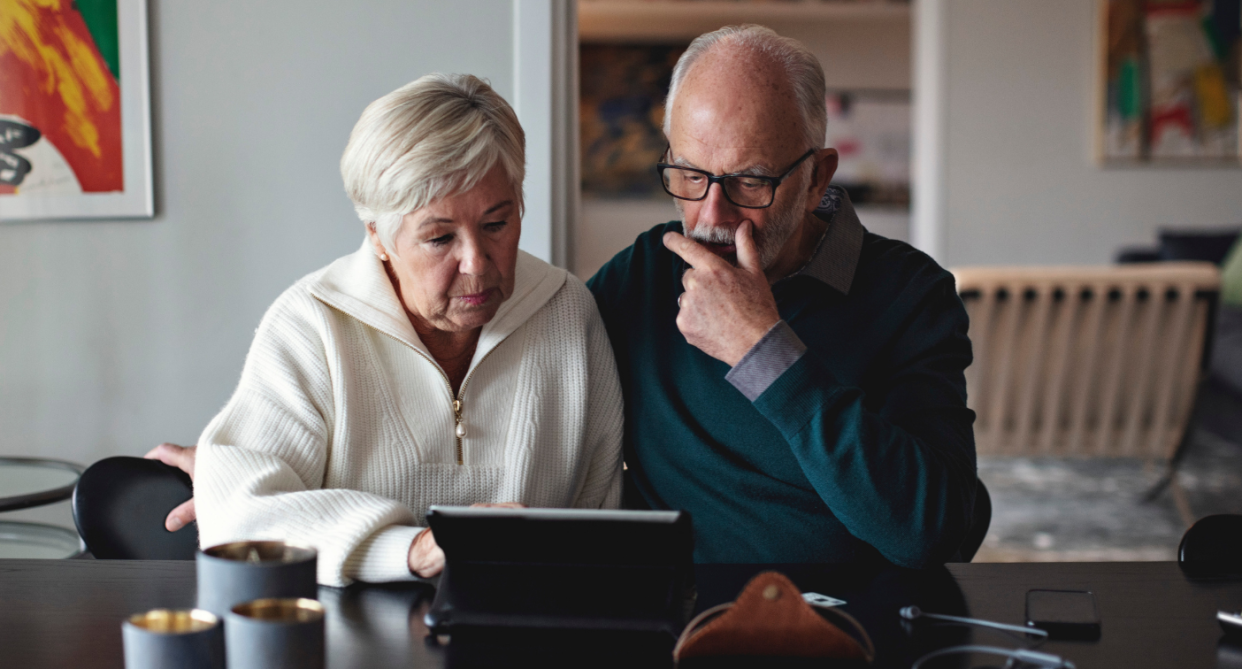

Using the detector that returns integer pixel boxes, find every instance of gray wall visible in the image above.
[0,0,515,476]
[941,0,1242,267]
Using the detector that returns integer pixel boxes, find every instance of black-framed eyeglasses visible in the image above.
[655,148,817,209]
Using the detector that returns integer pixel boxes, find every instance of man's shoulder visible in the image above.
[605,219,682,270]
[854,229,957,300]
[586,220,682,297]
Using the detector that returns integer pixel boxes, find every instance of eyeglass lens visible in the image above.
[661,169,775,207]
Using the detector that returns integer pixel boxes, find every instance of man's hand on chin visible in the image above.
[663,222,781,367]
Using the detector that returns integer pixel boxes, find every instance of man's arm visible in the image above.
[741,278,976,567]
[664,224,976,567]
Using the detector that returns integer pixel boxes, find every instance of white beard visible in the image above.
[675,174,807,270]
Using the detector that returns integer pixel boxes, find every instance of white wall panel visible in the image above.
[936,0,1242,266]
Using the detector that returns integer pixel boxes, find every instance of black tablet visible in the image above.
[423,506,694,634]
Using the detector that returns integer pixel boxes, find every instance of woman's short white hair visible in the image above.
[664,25,826,150]
[340,73,525,253]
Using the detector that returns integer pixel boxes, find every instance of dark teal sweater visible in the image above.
[587,221,977,568]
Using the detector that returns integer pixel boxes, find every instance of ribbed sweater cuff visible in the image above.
[342,525,424,583]
[725,320,807,401]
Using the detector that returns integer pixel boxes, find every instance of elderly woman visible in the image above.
[154,74,622,587]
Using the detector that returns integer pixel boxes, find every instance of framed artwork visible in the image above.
[825,90,910,208]
[1098,0,1241,163]
[0,0,153,221]
[580,43,687,199]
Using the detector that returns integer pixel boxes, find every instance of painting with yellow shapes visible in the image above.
[0,0,152,219]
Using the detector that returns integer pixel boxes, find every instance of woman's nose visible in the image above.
[458,236,489,276]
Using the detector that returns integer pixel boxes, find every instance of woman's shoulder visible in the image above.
[266,269,338,320]
[485,251,568,331]
[488,252,597,333]
[553,270,595,305]
[268,241,397,323]
[249,253,365,341]
[530,272,606,339]
[513,251,590,307]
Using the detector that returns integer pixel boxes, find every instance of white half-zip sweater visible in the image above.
[195,240,624,586]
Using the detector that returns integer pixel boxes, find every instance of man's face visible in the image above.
[666,49,818,270]
[671,164,808,271]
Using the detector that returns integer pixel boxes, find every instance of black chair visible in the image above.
[954,479,992,563]
[1179,514,1242,578]
[1116,227,1241,265]
[72,456,198,559]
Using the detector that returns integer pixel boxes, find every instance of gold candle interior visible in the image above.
[202,541,316,564]
[232,598,325,623]
[128,609,218,633]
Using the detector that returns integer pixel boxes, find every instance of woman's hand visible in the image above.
[144,443,198,532]
[407,503,525,577]
[408,528,446,577]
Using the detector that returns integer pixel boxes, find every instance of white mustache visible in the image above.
[686,226,735,246]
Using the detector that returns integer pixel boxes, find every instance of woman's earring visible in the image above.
[379,253,389,262]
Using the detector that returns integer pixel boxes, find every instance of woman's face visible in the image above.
[370,165,521,335]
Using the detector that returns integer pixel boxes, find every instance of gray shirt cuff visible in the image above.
[724,320,807,402]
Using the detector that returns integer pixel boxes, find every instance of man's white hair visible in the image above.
[663,25,827,150]
[340,73,525,254]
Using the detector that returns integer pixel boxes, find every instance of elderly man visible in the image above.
[585,25,977,568]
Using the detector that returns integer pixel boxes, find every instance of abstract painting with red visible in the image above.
[0,0,124,197]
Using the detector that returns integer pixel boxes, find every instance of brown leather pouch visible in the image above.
[673,571,875,663]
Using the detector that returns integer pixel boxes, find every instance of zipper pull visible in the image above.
[453,399,465,438]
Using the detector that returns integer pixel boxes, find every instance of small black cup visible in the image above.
[196,541,317,618]
[226,597,325,669]
[122,608,224,669]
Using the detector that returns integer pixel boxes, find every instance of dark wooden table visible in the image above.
[2,559,1240,668]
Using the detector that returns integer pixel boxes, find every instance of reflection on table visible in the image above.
[2,559,1241,668]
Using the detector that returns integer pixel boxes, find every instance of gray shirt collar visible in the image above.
[790,185,865,295]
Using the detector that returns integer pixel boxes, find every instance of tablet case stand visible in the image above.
[423,507,695,634]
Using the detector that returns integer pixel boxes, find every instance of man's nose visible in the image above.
[697,181,737,228]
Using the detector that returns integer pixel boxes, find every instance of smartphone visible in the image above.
[1025,589,1101,640]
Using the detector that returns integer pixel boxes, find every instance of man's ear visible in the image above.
[805,148,839,212]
